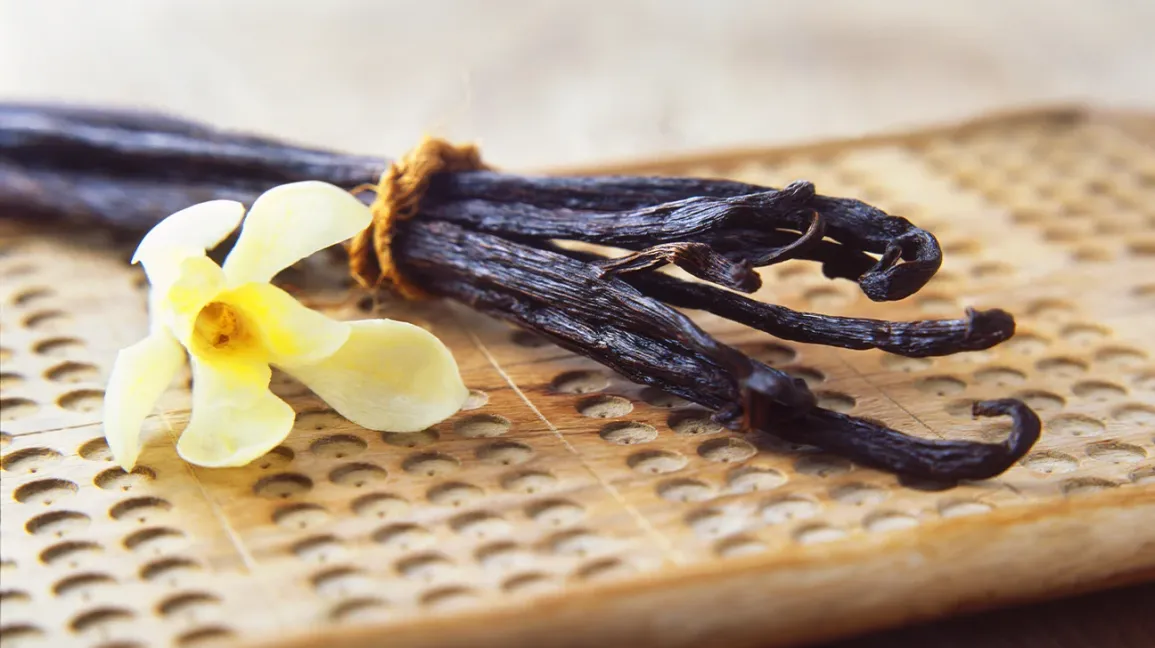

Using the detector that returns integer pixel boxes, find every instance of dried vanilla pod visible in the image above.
[0,103,1041,481]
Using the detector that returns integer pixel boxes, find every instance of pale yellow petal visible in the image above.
[282,320,468,432]
[102,330,185,470]
[162,256,226,344]
[176,355,294,468]
[133,200,245,292]
[220,282,350,365]
[222,181,372,285]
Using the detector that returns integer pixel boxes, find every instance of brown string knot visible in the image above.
[348,136,488,299]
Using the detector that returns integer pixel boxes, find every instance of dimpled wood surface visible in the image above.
[0,109,1153,648]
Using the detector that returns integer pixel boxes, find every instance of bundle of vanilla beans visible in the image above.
[0,103,1040,481]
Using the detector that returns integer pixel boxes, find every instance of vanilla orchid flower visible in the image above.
[103,181,468,470]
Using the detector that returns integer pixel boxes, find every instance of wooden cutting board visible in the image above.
[1,107,1152,648]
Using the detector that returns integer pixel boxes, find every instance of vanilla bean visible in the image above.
[594,242,761,292]
[424,274,766,415]
[0,103,1040,481]
[756,400,1041,481]
[0,103,385,186]
[400,227,1036,479]
[399,219,764,384]
[424,173,941,301]
[581,256,1017,357]
[0,161,267,225]
[697,229,884,283]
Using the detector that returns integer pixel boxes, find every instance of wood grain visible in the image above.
[1,108,1153,648]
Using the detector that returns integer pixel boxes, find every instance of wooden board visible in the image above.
[1,108,1153,648]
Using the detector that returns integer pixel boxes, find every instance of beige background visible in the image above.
[1,0,1153,169]
[1,3,1153,647]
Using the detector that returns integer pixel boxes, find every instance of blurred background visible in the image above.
[1,3,1153,646]
[1,0,1152,168]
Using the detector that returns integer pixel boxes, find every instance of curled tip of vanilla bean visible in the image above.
[0,103,1042,481]
[973,398,1043,464]
[763,397,1041,482]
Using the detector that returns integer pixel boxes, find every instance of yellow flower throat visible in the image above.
[194,301,254,353]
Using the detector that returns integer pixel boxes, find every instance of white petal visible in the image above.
[220,282,350,365]
[222,181,372,285]
[133,200,245,293]
[102,330,185,470]
[175,355,295,468]
[282,319,468,432]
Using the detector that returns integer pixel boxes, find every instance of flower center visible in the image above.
[193,301,255,353]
